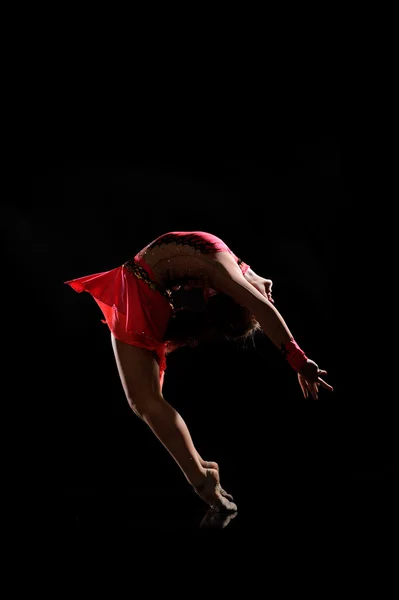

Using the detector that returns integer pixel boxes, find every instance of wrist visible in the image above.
[281,339,308,372]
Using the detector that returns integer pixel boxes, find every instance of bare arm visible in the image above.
[210,253,293,350]
[208,253,333,399]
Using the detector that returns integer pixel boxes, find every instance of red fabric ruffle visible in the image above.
[65,262,173,386]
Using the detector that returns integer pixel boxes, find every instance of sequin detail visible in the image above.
[123,259,175,309]
[139,233,217,257]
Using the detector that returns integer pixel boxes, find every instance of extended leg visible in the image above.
[110,334,236,511]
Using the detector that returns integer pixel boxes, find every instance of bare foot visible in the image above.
[193,469,237,512]
[199,460,234,502]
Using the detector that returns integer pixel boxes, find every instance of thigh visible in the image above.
[110,333,162,404]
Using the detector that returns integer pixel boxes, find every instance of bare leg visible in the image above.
[111,334,236,511]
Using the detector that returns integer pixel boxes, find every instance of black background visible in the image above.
[15,134,396,533]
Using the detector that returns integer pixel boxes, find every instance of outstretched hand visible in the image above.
[297,359,333,400]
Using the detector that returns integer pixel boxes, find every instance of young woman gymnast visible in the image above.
[65,231,333,512]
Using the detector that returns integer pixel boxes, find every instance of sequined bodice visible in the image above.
[134,232,231,290]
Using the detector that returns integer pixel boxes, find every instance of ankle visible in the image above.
[190,466,208,490]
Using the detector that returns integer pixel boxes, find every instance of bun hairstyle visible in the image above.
[163,283,260,354]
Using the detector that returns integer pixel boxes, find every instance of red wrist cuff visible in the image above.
[281,339,308,372]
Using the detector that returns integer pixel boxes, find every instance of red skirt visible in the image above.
[65,231,249,389]
[65,259,173,388]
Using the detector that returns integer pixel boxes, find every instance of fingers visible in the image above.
[299,365,333,399]
[307,381,318,401]
[298,375,309,399]
[302,378,318,400]
[298,374,316,399]
[264,280,274,303]
[264,279,273,292]
[316,368,334,391]
[318,378,334,392]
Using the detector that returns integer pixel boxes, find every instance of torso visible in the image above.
[134,232,236,290]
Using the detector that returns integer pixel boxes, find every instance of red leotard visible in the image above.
[65,231,250,388]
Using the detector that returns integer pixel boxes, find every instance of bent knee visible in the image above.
[126,391,163,419]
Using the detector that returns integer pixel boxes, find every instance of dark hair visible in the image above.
[162,285,260,354]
